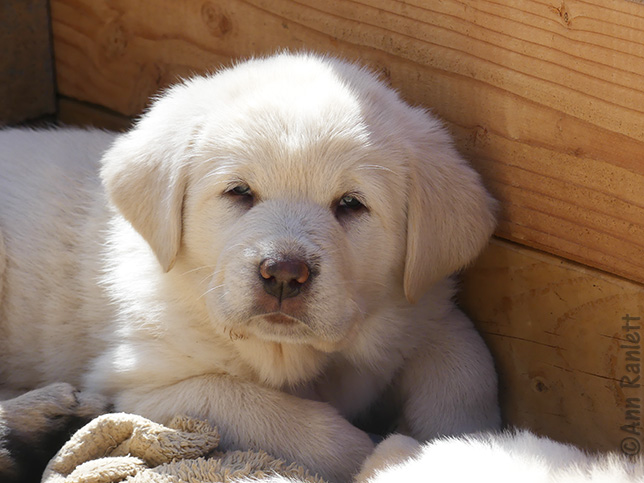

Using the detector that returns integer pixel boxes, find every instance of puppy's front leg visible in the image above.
[113,374,374,482]
[397,308,501,439]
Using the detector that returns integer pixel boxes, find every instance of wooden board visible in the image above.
[50,0,644,286]
[0,0,55,125]
[57,97,132,132]
[460,238,644,455]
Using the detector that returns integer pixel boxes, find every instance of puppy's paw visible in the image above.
[4,383,105,431]
[355,434,421,482]
[0,383,109,483]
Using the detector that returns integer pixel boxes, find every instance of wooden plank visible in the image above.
[50,0,644,285]
[460,238,644,455]
[57,97,132,132]
[0,0,55,124]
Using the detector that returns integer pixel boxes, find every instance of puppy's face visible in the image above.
[101,53,497,354]
[182,92,409,351]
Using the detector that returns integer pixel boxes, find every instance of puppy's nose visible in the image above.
[259,258,310,301]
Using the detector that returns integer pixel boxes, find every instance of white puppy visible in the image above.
[0,52,499,481]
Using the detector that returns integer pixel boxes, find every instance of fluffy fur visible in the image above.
[0,52,499,481]
[356,431,644,482]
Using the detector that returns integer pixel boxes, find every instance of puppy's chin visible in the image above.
[248,309,365,354]
[208,306,357,355]
[244,313,338,351]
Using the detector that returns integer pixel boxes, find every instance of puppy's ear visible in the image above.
[403,116,497,303]
[101,101,194,272]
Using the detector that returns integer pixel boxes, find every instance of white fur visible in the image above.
[356,431,644,482]
[0,52,499,481]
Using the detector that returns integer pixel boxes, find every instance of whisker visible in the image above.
[198,273,215,285]
[199,284,225,300]
[223,242,250,252]
[347,298,367,319]
[180,265,216,276]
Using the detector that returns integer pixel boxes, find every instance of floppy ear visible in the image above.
[100,103,193,272]
[403,118,498,303]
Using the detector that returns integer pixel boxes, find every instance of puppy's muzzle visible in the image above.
[259,257,311,301]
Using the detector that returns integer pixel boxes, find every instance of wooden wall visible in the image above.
[460,239,644,454]
[14,0,644,456]
[0,0,55,125]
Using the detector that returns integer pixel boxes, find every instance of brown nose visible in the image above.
[259,258,310,301]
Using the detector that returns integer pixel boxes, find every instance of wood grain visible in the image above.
[50,0,644,285]
[461,238,644,454]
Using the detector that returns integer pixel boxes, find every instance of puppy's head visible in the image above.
[101,52,496,353]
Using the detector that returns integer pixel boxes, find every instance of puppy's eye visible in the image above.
[339,195,363,210]
[335,193,367,222]
[224,183,254,207]
[230,184,252,196]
